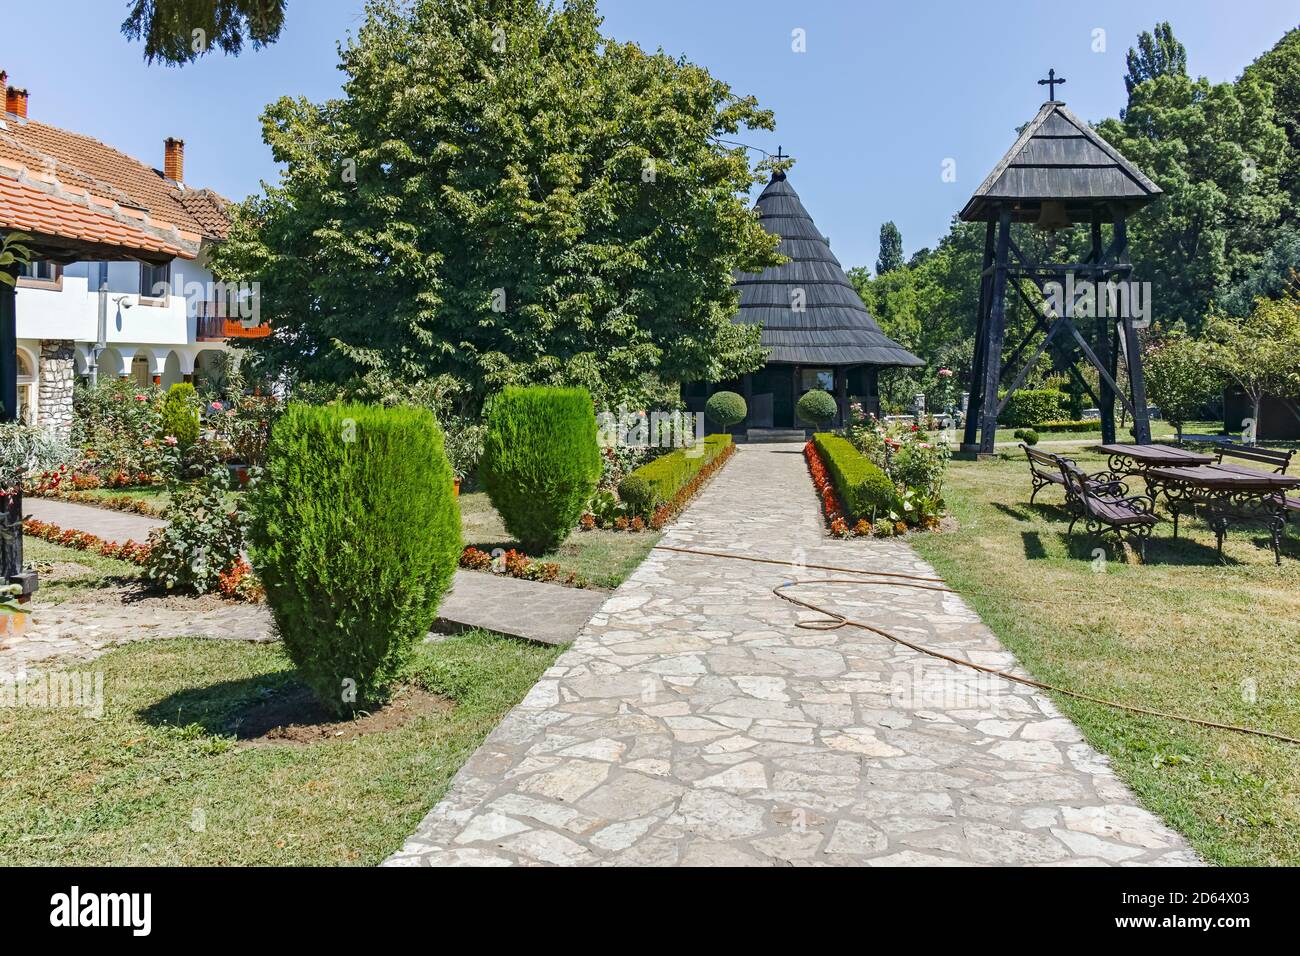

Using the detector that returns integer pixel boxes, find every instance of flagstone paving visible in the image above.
[387,443,1198,867]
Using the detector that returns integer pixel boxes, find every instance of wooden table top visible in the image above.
[1145,464,1300,490]
[1094,443,1215,466]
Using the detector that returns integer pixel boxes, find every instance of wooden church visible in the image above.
[685,167,922,438]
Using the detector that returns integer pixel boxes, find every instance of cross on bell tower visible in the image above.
[1038,68,1066,100]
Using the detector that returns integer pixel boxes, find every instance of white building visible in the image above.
[1,74,263,436]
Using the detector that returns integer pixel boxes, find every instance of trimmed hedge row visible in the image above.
[1033,418,1103,433]
[812,433,896,520]
[618,435,733,517]
[998,389,1066,427]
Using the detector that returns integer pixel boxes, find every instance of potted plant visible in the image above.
[441,418,485,497]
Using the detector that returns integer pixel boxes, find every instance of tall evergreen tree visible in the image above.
[875,221,905,275]
[210,0,781,411]
[1124,22,1187,100]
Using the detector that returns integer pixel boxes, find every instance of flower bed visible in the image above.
[459,546,588,587]
[806,434,942,538]
[22,518,153,564]
[28,486,165,518]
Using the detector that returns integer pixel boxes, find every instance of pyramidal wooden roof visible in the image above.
[732,172,922,368]
[960,100,1162,223]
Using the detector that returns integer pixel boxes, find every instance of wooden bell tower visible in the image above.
[959,75,1164,455]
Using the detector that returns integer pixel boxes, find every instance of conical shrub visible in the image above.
[479,387,601,554]
[249,403,461,714]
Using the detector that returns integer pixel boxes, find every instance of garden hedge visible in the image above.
[249,403,462,715]
[1033,418,1103,433]
[998,389,1066,427]
[812,433,896,519]
[618,435,733,517]
[479,386,602,553]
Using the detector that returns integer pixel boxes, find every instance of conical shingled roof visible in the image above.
[732,173,923,368]
[960,101,1161,223]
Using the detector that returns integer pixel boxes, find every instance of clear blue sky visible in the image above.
[6,1,1296,271]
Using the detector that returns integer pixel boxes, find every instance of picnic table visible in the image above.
[1144,463,1298,565]
[1094,443,1216,499]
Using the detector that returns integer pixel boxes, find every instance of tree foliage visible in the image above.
[1203,292,1300,435]
[210,0,780,412]
[1142,332,1219,440]
[875,221,904,275]
[1124,22,1187,101]
[121,0,287,65]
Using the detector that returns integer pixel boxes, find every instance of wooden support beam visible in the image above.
[977,208,1013,454]
[963,220,997,449]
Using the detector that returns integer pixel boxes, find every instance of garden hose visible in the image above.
[652,544,1300,746]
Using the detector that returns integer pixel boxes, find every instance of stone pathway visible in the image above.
[24,497,165,542]
[387,443,1198,867]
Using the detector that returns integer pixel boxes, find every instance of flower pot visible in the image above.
[453,478,461,497]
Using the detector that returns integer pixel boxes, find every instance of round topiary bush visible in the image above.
[1014,428,1040,446]
[705,390,747,429]
[617,474,655,518]
[796,389,838,426]
[480,386,602,553]
[249,403,462,715]
[160,381,200,448]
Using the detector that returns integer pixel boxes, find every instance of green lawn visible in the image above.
[0,631,562,866]
[25,537,143,602]
[460,490,659,589]
[911,450,1300,866]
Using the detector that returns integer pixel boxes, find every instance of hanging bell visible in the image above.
[1034,200,1071,231]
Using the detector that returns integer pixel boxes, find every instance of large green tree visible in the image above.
[1098,60,1289,330]
[211,0,780,411]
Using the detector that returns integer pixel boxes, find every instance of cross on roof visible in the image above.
[773,146,789,162]
[1038,68,1066,101]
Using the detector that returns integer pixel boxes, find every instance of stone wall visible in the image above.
[36,340,75,440]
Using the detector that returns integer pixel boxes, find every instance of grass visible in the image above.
[0,630,562,866]
[25,537,143,602]
[911,450,1300,866]
[460,490,659,589]
[74,486,244,510]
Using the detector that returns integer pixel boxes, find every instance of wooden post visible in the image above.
[0,263,35,598]
[962,220,996,451]
[977,207,1012,454]
[742,372,753,434]
[1114,217,1151,444]
[835,367,848,427]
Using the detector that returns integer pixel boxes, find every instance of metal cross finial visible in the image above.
[773,145,789,162]
[1038,68,1066,101]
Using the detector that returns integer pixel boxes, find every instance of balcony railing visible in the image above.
[196,301,270,340]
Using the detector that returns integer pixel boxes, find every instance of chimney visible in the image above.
[164,137,184,183]
[5,86,28,119]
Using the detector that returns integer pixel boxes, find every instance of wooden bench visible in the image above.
[1058,459,1158,558]
[1213,442,1294,475]
[1021,444,1126,505]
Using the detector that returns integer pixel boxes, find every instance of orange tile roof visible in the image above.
[0,168,190,260]
[2,117,229,240]
[177,187,231,240]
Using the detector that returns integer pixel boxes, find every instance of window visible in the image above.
[17,259,61,289]
[799,368,835,392]
[21,259,60,281]
[139,261,171,299]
